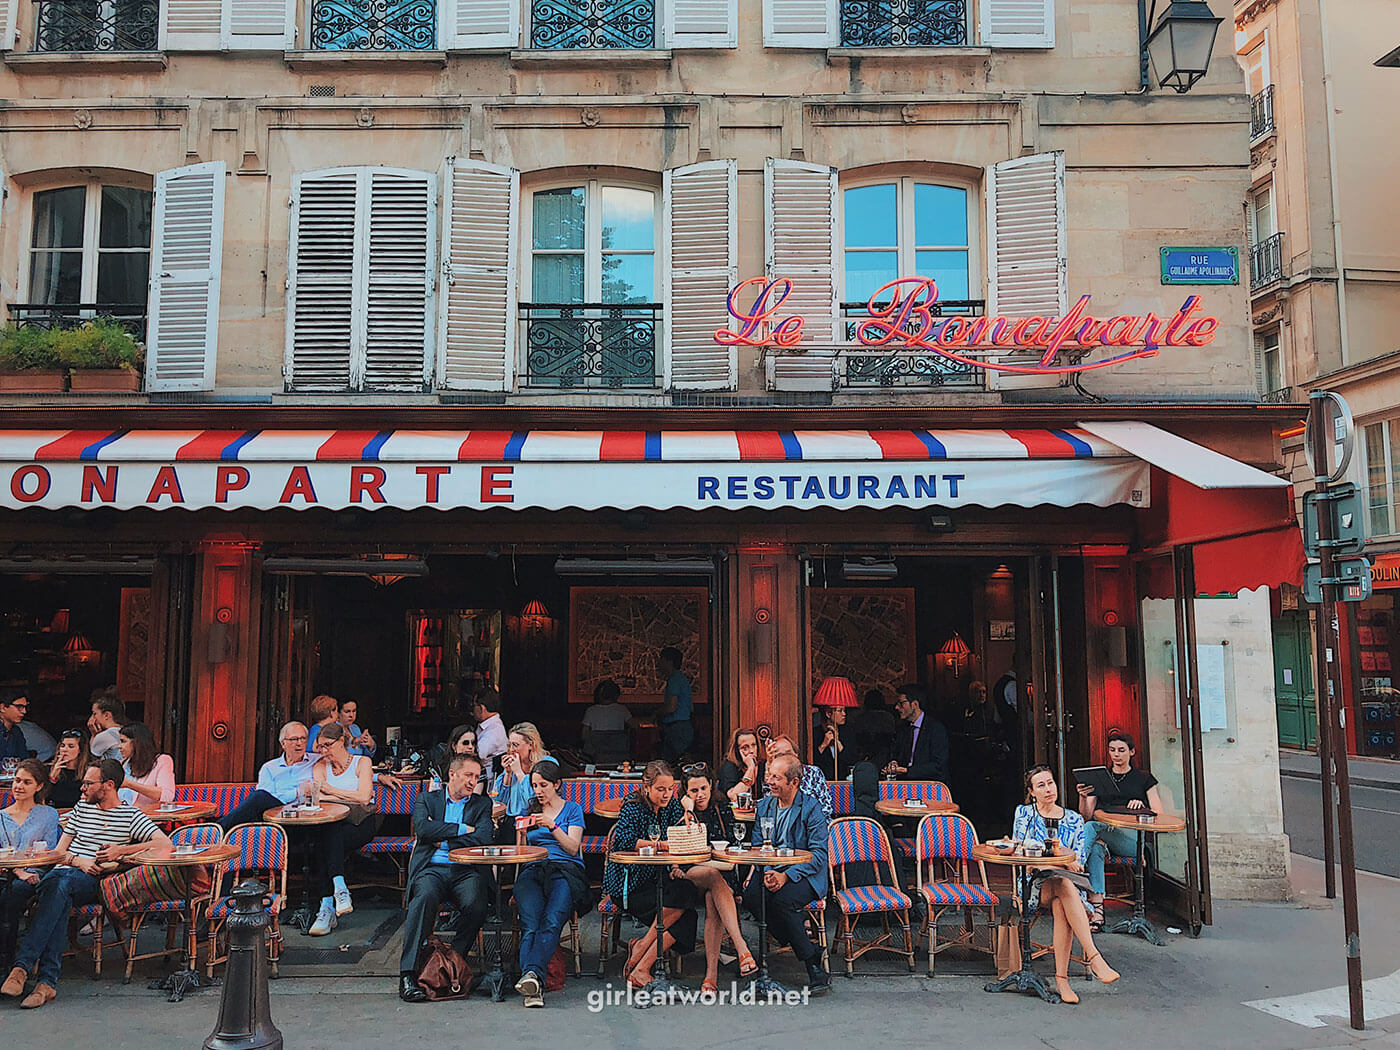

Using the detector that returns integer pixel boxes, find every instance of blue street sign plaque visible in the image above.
[1160,247,1240,285]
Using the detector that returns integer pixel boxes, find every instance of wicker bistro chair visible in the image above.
[121,821,224,983]
[878,781,954,860]
[828,817,916,976]
[206,823,288,979]
[67,902,113,978]
[915,814,999,976]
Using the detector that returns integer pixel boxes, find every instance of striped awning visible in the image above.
[0,427,1151,513]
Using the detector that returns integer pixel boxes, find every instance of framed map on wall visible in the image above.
[808,588,917,703]
[568,587,709,705]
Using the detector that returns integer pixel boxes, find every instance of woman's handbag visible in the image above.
[417,938,477,1001]
[344,800,379,826]
[665,823,707,855]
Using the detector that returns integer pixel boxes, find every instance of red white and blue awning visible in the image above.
[0,427,1161,512]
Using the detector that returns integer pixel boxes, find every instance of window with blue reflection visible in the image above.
[842,179,970,304]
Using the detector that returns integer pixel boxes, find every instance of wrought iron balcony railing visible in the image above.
[1250,85,1275,142]
[8,303,148,342]
[520,302,660,388]
[35,0,159,52]
[309,0,437,50]
[1261,385,1296,405]
[839,0,967,47]
[839,298,985,388]
[530,0,655,48]
[1249,232,1285,290]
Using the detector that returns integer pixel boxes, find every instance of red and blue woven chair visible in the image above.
[828,781,855,816]
[915,813,999,976]
[171,783,253,817]
[206,822,288,979]
[828,817,915,976]
[878,781,954,859]
[121,821,224,983]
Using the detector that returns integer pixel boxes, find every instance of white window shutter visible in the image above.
[222,0,294,49]
[764,0,835,47]
[364,170,436,392]
[286,170,359,391]
[0,0,16,51]
[663,0,736,48]
[160,0,222,49]
[980,0,1054,48]
[764,158,838,391]
[145,162,226,392]
[438,160,518,391]
[985,150,1066,389]
[441,0,520,48]
[663,160,737,391]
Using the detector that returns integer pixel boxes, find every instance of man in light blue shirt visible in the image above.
[217,721,317,831]
[658,646,694,763]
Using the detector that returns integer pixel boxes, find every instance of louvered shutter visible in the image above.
[979,0,1054,48]
[286,171,358,391]
[985,150,1066,389]
[0,0,16,50]
[364,171,435,391]
[663,160,737,390]
[763,0,835,47]
[764,158,838,391]
[145,163,226,392]
[223,0,294,48]
[161,0,222,48]
[664,0,736,48]
[441,0,520,48]
[438,160,517,391]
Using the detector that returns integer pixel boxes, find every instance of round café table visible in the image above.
[875,798,960,818]
[263,803,349,932]
[722,846,814,997]
[971,843,1077,1004]
[150,801,218,826]
[129,843,240,1001]
[448,844,548,1001]
[594,796,634,820]
[1091,810,1187,946]
[731,807,756,823]
[608,848,713,1005]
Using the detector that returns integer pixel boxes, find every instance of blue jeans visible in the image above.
[15,866,100,987]
[513,863,576,979]
[1084,821,1140,896]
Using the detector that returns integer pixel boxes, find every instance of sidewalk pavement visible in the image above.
[7,854,1400,1050]
[1281,748,1400,791]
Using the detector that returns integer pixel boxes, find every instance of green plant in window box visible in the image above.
[0,324,66,392]
[52,319,145,392]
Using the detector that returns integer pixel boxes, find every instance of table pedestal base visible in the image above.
[286,904,316,932]
[983,967,1061,1004]
[149,967,217,1003]
[1110,912,1165,946]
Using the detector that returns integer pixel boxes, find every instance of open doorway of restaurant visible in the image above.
[258,549,723,771]
[798,553,1090,838]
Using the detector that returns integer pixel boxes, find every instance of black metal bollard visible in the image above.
[204,879,283,1050]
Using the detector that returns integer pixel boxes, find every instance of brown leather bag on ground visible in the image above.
[417,939,477,1001]
[993,920,1022,980]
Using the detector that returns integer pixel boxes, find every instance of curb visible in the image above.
[1279,768,1400,792]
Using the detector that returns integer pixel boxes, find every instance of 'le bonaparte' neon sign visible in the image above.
[715,276,1220,375]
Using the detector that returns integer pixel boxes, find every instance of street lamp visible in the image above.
[1140,0,1224,93]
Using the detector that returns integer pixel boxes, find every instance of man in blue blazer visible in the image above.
[742,753,831,994]
[398,753,494,1002]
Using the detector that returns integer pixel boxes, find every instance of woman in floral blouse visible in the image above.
[1012,765,1120,1004]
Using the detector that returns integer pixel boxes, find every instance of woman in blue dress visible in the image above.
[0,760,61,971]
[1012,765,1120,1003]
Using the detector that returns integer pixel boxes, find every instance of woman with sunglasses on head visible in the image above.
[0,759,60,971]
[46,730,89,810]
[428,724,479,787]
[678,762,757,991]
[1014,764,1120,1004]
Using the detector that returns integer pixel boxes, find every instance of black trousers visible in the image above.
[742,873,820,964]
[0,876,39,971]
[400,865,489,974]
[309,816,379,896]
[217,789,285,832]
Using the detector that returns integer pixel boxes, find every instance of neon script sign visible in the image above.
[715,276,1220,375]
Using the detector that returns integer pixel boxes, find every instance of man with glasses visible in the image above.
[885,684,949,782]
[2,758,171,1009]
[217,720,318,831]
[398,753,494,1003]
[0,689,33,763]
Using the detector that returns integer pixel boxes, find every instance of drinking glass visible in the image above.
[760,816,775,850]
[309,779,322,806]
[30,840,48,857]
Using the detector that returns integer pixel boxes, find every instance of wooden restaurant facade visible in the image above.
[0,0,1300,921]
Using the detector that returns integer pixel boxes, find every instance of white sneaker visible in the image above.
[515,972,543,1007]
[333,887,353,916]
[309,902,337,936]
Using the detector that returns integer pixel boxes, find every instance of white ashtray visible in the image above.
[903,799,925,808]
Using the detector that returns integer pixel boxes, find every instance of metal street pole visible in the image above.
[1307,391,1365,1031]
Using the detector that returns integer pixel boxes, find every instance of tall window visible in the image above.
[842,180,971,305]
[1249,184,1275,244]
[1364,421,1400,538]
[26,183,152,331]
[525,182,658,388]
[1258,329,1282,393]
[1239,34,1269,96]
